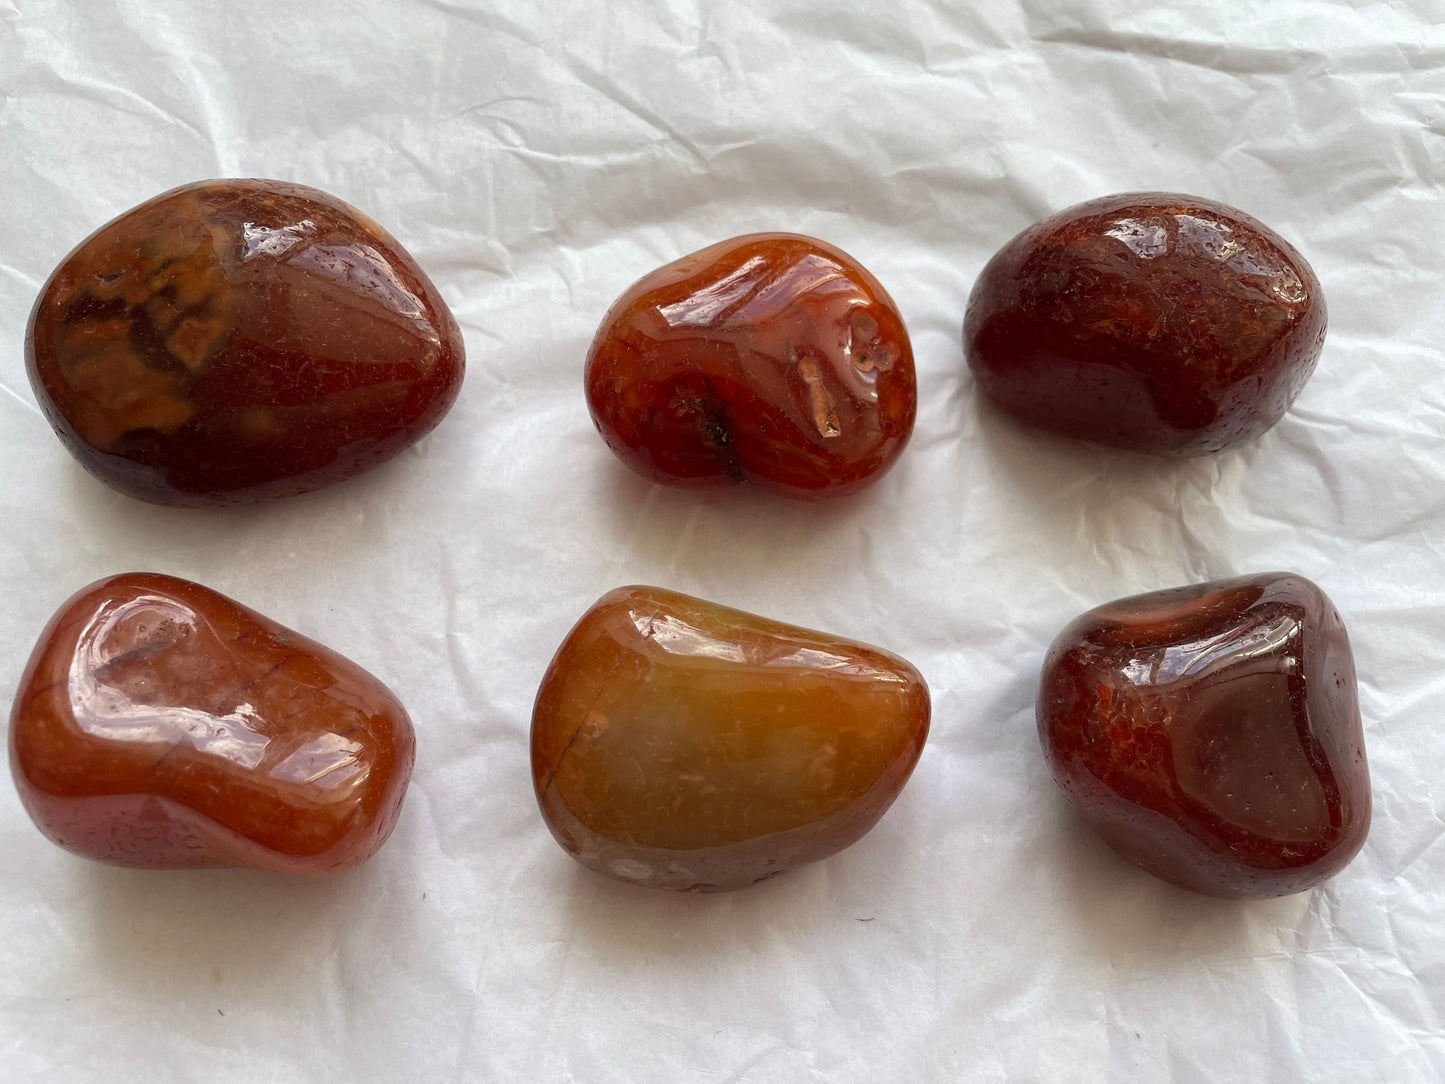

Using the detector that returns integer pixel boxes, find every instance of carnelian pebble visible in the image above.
[585,233,916,500]
[26,179,464,505]
[9,573,414,874]
[1038,573,1370,898]
[965,193,1325,455]
[532,586,930,890]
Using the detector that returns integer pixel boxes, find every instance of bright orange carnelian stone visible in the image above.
[9,573,414,874]
[585,234,917,500]
[532,586,930,891]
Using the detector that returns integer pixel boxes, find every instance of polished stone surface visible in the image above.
[585,233,916,500]
[1038,573,1369,898]
[27,179,464,505]
[964,193,1325,455]
[531,586,930,890]
[9,573,414,874]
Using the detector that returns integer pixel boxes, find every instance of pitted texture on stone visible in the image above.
[586,234,916,500]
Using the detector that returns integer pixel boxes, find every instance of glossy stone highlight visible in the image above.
[964,193,1325,455]
[27,179,464,505]
[531,586,930,890]
[585,233,916,500]
[1038,573,1369,898]
[9,573,414,874]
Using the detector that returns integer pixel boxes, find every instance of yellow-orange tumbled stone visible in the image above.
[531,586,930,891]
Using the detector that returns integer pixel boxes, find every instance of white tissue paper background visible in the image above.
[1,1,1442,1080]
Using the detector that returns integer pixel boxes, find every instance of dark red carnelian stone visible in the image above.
[27,179,464,506]
[964,193,1325,455]
[1038,573,1370,898]
[9,573,414,874]
[585,233,916,500]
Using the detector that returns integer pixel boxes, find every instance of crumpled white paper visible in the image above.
[1,1,1442,1081]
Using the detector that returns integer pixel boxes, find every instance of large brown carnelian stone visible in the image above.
[531,586,930,890]
[1038,573,1370,898]
[9,573,414,874]
[27,179,464,506]
[964,193,1325,455]
[585,234,917,500]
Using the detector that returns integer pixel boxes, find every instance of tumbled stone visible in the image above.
[964,193,1325,455]
[9,573,414,874]
[1037,573,1370,898]
[531,586,930,890]
[27,179,464,505]
[585,233,916,500]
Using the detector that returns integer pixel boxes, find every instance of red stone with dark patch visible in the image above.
[964,193,1325,455]
[585,233,916,500]
[9,573,414,874]
[27,179,464,506]
[1037,573,1369,898]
